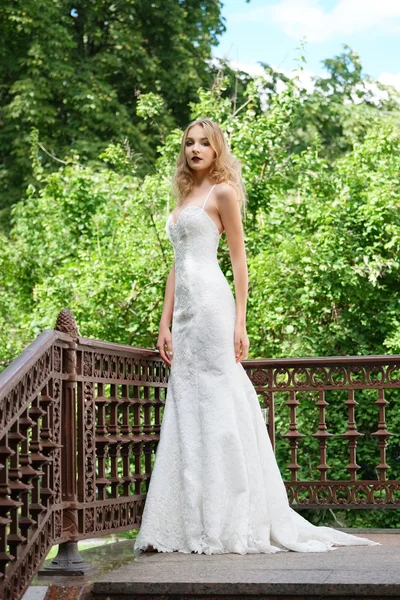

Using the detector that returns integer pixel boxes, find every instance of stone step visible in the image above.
[92,534,400,599]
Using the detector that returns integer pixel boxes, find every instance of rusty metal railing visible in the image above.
[244,356,400,508]
[1,309,400,599]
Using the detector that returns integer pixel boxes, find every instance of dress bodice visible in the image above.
[165,184,234,329]
[165,185,221,268]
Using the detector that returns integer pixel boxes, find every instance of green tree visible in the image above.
[0,0,226,223]
[261,44,400,160]
[2,53,400,528]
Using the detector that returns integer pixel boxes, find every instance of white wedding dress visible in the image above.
[133,184,378,556]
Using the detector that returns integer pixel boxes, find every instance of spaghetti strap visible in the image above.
[202,184,216,210]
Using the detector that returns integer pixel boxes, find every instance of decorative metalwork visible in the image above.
[311,390,333,482]
[0,329,68,600]
[282,391,305,481]
[1,312,400,600]
[245,357,400,509]
[54,308,80,340]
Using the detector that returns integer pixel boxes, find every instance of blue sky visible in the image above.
[213,0,400,89]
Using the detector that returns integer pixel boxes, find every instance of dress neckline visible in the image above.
[170,184,216,227]
[168,205,222,237]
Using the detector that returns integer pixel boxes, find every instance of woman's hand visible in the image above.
[234,322,250,363]
[157,325,173,366]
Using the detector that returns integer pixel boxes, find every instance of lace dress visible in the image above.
[133,184,379,556]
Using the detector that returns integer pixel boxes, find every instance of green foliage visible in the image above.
[248,120,400,360]
[266,45,400,161]
[0,0,227,219]
[1,45,400,528]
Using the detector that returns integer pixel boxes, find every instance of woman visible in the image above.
[133,118,378,556]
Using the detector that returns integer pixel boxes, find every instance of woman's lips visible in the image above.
[192,157,202,162]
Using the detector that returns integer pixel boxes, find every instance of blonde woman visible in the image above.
[133,118,378,556]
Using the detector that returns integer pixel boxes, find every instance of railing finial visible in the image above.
[55,309,80,340]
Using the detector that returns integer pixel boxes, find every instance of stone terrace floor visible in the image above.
[25,531,400,599]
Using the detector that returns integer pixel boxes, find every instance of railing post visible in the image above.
[41,309,95,575]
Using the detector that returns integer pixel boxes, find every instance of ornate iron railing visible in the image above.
[1,309,399,599]
[246,356,400,508]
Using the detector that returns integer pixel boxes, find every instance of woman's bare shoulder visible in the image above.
[214,182,237,205]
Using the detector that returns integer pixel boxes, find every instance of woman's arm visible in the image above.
[216,184,250,362]
[157,262,175,365]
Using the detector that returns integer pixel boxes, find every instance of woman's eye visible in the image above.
[185,141,209,146]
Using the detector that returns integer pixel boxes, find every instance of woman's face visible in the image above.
[184,124,216,172]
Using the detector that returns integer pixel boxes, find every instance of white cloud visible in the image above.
[231,0,400,42]
[227,60,321,93]
[224,60,266,77]
[378,71,400,92]
[211,55,319,89]
[211,56,400,106]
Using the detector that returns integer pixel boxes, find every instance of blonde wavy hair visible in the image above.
[171,118,248,218]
